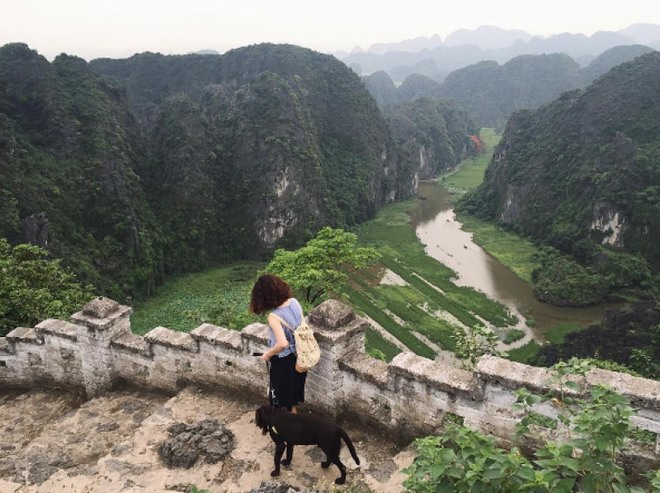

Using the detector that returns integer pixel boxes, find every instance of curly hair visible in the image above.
[249,274,292,315]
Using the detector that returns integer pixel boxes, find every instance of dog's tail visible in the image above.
[339,429,360,465]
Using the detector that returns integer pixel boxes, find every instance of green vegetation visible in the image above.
[2,42,447,304]
[265,227,380,304]
[343,284,436,359]
[462,52,660,290]
[543,322,583,344]
[365,327,402,362]
[404,359,660,492]
[130,263,262,335]
[452,324,502,369]
[385,98,479,182]
[0,239,94,336]
[437,53,585,129]
[459,215,540,283]
[506,341,541,364]
[503,329,526,344]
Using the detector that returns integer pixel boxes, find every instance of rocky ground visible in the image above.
[0,386,415,492]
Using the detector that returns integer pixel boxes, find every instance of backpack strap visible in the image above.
[270,313,295,346]
[272,301,303,330]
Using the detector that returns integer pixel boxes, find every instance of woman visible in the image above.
[250,274,307,413]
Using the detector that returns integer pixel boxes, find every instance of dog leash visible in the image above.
[253,352,278,408]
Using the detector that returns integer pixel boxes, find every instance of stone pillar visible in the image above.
[71,297,131,398]
[306,299,368,413]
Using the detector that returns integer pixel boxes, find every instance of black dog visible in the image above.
[255,405,360,485]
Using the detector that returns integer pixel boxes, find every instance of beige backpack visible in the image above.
[279,305,321,372]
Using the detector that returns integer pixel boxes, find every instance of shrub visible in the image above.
[404,359,659,492]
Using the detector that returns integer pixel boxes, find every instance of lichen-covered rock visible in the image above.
[158,419,235,469]
[248,481,323,493]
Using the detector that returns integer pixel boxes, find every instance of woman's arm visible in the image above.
[261,314,289,361]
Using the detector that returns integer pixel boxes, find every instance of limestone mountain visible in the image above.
[437,53,584,129]
[384,99,479,187]
[362,54,586,128]
[90,44,406,251]
[1,42,478,299]
[397,74,442,105]
[444,25,533,50]
[361,71,398,109]
[463,51,660,272]
[0,43,162,298]
[341,24,659,80]
[581,44,656,84]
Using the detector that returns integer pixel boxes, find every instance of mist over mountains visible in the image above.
[342,23,660,83]
[362,44,656,128]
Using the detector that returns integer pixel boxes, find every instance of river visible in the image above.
[412,181,614,335]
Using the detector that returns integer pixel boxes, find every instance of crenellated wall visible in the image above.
[1,297,659,462]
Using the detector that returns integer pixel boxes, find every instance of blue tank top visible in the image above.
[268,298,303,358]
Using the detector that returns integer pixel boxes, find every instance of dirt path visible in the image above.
[0,387,415,492]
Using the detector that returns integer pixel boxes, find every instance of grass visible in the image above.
[343,285,436,359]
[503,329,526,344]
[365,327,402,362]
[506,341,541,364]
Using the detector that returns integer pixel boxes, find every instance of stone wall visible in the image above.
[1,297,659,460]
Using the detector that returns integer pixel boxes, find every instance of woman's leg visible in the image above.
[270,354,296,411]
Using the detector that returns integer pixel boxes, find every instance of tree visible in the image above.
[264,227,380,304]
[0,238,94,336]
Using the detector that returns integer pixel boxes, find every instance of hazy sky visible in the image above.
[2,0,659,60]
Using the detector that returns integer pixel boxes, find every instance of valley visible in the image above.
[130,128,617,366]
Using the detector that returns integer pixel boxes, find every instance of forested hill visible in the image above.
[438,54,585,129]
[0,42,478,300]
[581,44,656,84]
[464,51,660,272]
[89,44,402,269]
[0,43,161,298]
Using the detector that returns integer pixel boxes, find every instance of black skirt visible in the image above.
[269,352,307,411]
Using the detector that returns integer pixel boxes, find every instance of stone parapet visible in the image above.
[191,324,242,351]
[390,352,476,396]
[0,297,658,463]
[145,327,197,352]
[111,332,151,357]
[6,327,42,345]
[587,368,660,411]
[35,319,78,341]
[72,298,132,332]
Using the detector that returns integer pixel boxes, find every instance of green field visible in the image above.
[348,186,519,358]
[440,128,500,193]
[130,262,263,335]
